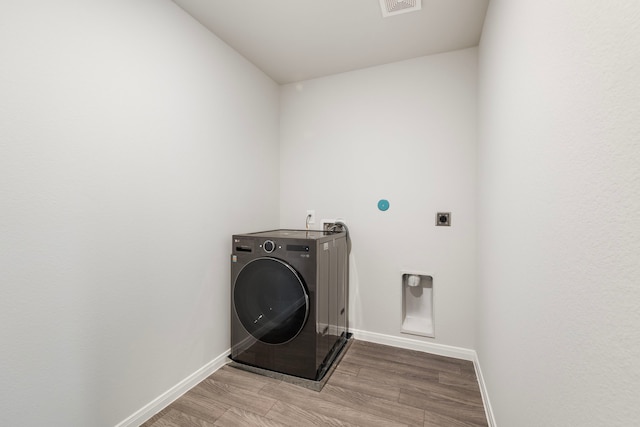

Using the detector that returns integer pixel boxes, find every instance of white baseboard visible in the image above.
[472,352,497,427]
[115,349,230,427]
[351,329,496,427]
[350,328,476,361]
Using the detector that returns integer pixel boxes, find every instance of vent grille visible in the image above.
[379,0,422,17]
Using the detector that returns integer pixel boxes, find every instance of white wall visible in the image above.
[0,1,279,426]
[477,1,640,425]
[280,49,477,349]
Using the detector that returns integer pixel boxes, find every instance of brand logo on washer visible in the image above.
[301,253,310,258]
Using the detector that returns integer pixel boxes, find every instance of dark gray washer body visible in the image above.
[230,229,348,380]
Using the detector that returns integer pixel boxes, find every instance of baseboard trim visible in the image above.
[115,349,230,427]
[473,352,497,427]
[351,329,496,427]
[350,328,476,361]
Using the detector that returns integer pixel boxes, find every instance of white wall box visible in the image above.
[401,273,434,337]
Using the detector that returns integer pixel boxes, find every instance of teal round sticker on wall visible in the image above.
[377,199,390,211]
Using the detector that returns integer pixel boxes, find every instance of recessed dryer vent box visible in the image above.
[401,272,434,338]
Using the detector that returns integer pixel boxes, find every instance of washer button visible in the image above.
[263,240,275,253]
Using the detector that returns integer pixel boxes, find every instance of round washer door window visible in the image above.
[233,257,309,345]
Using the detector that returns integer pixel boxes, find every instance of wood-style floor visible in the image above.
[142,340,488,427]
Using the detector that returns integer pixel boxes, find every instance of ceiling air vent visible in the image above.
[379,0,422,18]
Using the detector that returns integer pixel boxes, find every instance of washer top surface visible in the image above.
[238,229,340,240]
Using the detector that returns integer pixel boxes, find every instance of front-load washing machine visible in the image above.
[230,229,348,381]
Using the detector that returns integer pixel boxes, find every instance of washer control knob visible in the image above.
[263,240,276,253]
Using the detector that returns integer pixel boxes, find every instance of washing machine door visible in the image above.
[234,257,309,345]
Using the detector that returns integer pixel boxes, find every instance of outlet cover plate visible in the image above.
[436,212,451,226]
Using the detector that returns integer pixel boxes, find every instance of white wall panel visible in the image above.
[477,1,640,425]
[0,1,279,425]
[279,49,478,349]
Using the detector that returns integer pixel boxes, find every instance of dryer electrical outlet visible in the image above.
[436,212,451,226]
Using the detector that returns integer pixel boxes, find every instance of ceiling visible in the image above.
[172,0,489,85]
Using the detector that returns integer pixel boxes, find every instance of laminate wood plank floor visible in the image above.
[142,340,488,427]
